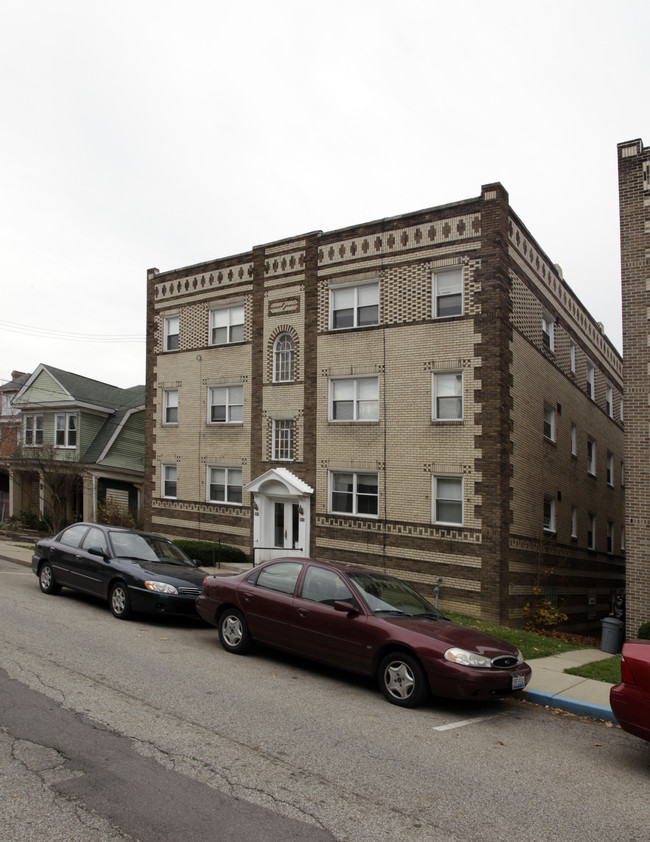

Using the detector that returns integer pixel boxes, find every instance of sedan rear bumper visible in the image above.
[610,682,650,742]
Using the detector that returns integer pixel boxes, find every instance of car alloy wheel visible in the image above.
[39,562,61,595]
[218,609,250,654]
[109,582,132,620]
[378,652,429,708]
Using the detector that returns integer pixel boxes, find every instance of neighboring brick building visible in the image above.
[619,138,650,638]
[145,183,624,630]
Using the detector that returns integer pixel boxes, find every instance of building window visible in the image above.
[587,514,596,550]
[164,316,179,352]
[570,342,576,374]
[621,461,625,487]
[330,471,378,516]
[570,423,577,457]
[621,525,625,552]
[330,282,379,330]
[606,452,614,486]
[433,372,463,420]
[273,333,295,383]
[433,268,463,318]
[163,389,178,424]
[209,305,244,346]
[543,404,555,441]
[587,438,596,475]
[620,399,624,422]
[606,383,613,417]
[542,310,555,352]
[571,507,578,539]
[586,361,595,399]
[329,377,378,421]
[207,466,242,504]
[208,385,243,424]
[55,413,77,448]
[606,522,614,554]
[272,419,294,461]
[24,414,43,446]
[433,475,463,526]
[162,464,177,499]
[543,495,556,533]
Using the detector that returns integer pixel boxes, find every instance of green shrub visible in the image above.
[174,538,250,568]
[637,621,650,640]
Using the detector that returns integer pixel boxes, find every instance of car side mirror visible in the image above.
[88,546,108,559]
[334,600,360,615]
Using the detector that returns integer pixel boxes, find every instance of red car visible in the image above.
[196,557,531,707]
[610,639,650,742]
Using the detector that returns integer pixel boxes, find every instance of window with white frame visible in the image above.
[569,342,576,373]
[209,305,244,346]
[330,282,379,330]
[571,506,578,539]
[55,413,77,448]
[587,438,596,475]
[208,385,243,423]
[606,383,613,417]
[619,399,624,422]
[330,471,378,516]
[24,414,43,446]
[433,475,463,526]
[273,333,295,383]
[543,404,555,441]
[164,316,179,352]
[587,514,596,550]
[329,377,378,421]
[163,389,178,424]
[272,419,294,461]
[542,310,555,351]
[621,461,625,487]
[433,268,463,318]
[162,464,177,498]
[621,525,625,552]
[586,360,595,399]
[207,466,242,504]
[433,372,463,420]
[606,452,614,486]
[606,522,614,554]
[570,423,577,456]
[543,495,556,532]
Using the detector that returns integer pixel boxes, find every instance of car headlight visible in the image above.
[144,581,178,594]
[444,647,493,668]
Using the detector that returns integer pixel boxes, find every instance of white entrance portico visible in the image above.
[245,468,313,564]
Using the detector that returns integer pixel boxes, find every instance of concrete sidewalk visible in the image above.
[0,538,618,722]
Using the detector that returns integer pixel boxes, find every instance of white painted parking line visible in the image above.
[434,713,502,731]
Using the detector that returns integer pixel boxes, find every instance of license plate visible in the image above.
[512,673,527,690]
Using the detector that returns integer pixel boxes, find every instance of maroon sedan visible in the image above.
[610,639,650,742]
[197,557,531,707]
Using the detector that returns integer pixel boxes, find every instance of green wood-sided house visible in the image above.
[4,364,145,528]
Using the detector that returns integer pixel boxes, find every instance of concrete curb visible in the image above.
[524,688,617,723]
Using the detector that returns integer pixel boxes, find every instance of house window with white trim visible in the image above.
[587,438,596,475]
[543,404,555,441]
[607,522,614,554]
[543,495,556,533]
[209,305,244,346]
[586,360,595,399]
[330,282,379,330]
[606,383,613,418]
[606,452,614,486]
[571,507,578,539]
[55,413,77,448]
[570,423,577,456]
[164,316,179,352]
[433,268,463,318]
[272,419,293,461]
[433,372,463,420]
[587,514,596,550]
[329,377,378,421]
[24,414,43,446]
[542,310,555,351]
[162,464,177,499]
[273,333,295,383]
[433,475,463,526]
[163,389,178,424]
[569,342,576,374]
[621,525,625,552]
[208,385,243,423]
[207,466,242,504]
[330,471,378,516]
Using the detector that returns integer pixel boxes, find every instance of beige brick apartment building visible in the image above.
[145,183,624,630]
[619,138,650,638]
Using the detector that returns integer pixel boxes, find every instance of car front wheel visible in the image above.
[109,582,132,620]
[39,562,61,595]
[218,609,250,654]
[378,652,429,708]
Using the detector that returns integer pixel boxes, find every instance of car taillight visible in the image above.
[620,656,636,685]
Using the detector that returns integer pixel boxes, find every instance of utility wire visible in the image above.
[0,319,144,342]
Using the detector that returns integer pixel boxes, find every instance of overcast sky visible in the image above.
[1,0,648,389]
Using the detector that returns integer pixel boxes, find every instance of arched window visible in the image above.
[273,333,295,383]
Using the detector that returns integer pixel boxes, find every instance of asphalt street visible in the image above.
[1,557,648,841]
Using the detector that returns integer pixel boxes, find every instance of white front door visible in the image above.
[253,493,310,563]
[273,499,301,551]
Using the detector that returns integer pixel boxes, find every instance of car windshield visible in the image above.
[109,532,193,565]
[345,571,442,618]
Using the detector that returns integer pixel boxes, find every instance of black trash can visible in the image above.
[601,617,624,654]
